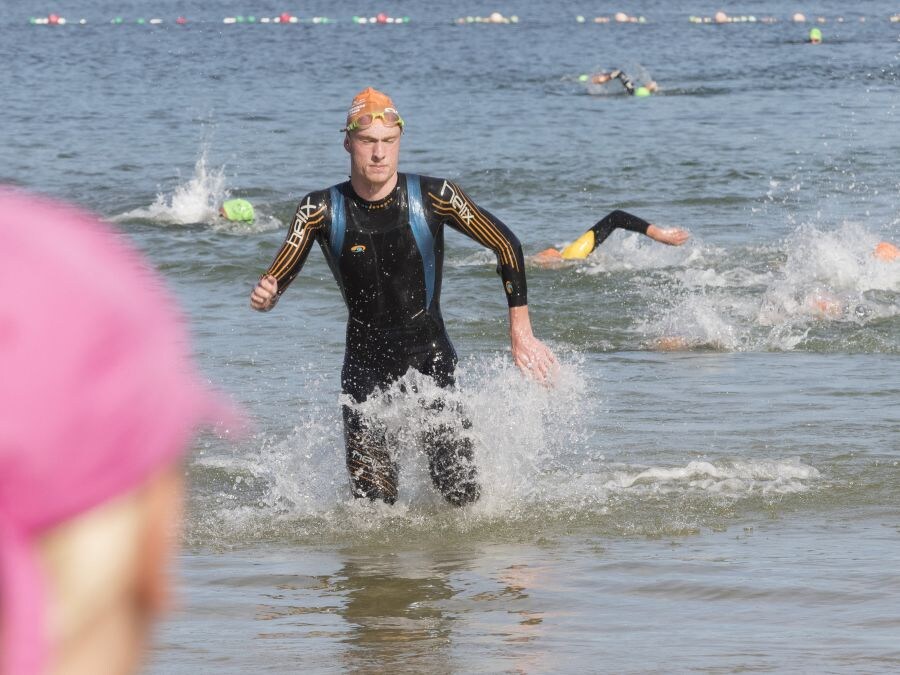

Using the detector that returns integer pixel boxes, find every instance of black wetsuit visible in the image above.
[262,173,526,505]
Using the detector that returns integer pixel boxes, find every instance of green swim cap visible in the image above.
[634,86,651,97]
[221,198,255,222]
[578,74,589,82]
[809,28,822,42]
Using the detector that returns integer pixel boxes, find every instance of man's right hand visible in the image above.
[250,274,279,311]
[647,225,690,247]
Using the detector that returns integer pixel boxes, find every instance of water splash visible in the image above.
[114,152,227,224]
[185,353,824,545]
[112,150,281,232]
[636,221,899,352]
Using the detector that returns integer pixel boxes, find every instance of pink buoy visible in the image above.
[279,12,292,24]
[48,13,60,25]
[176,16,187,25]
[376,12,388,23]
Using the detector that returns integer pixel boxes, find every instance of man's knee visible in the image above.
[346,444,399,505]
[344,406,399,505]
[424,425,480,506]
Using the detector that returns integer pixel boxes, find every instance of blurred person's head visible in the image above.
[0,188,233,675]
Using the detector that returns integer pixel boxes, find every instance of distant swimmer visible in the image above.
[808,27,823,44]
[583,69,657,96]
[219,198,255,222]
[531,210,689,266]
[249,87,557,507]
[873,241,899,261]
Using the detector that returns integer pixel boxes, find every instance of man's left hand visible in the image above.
[509,305,558,385]
[512,332,559,385]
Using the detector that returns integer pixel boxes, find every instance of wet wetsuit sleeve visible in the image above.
[615,71,636,94]
[560,210,651,259]
[590,210,650,249]
[425,179,527,307]
[261,193,329,296]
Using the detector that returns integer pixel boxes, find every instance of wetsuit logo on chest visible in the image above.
[350,244,366,254]
[439,180,475,226]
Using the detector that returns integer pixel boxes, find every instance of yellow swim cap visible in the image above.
[560,230,596,259]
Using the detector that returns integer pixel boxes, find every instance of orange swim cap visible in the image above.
[873,241,899,261]
[345,87,402,129]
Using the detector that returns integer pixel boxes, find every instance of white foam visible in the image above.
[601,458,820,496]
[113,152,226,225]
[638,291,742,351]
[112,149,282,233]
[755,221,900,331]
[581,231,694,274]
[636,221,898,351]
[188,349,831,544]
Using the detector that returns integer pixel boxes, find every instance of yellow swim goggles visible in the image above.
[342,109,405,132]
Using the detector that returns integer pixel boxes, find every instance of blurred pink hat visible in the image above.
[0,188,235,674]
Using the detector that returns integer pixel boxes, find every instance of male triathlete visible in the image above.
[250,88,557,506]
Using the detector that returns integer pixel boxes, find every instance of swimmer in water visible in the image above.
[220,198,255,223]
[586,69,658,96]
[532,210,689,266]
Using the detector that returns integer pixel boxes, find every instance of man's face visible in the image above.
[345,121,402,188]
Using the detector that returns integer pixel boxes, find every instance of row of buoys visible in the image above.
[691,12,872,24]
[30,15,187,25]
[353,14,410,24]
[26,13,407,25]
[25,12,900,26]
[690,15,776,24]
[455,12,518,24]
[222,15,337,24]
[576,13,647,24]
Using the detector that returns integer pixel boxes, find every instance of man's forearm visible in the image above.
[509,305,534,340]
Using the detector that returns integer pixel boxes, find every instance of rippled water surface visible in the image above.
[4,0,899,672]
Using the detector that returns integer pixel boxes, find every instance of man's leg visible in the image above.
[343,405,399,505]
[421,398,481,506]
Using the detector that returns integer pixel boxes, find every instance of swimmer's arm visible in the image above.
[561,210,650,259]
[615,71,635,94]
[559,212,689,259]
[509,305,558,385]
[250,195,326,311]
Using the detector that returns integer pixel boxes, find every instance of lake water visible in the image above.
[3,1,899,672]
